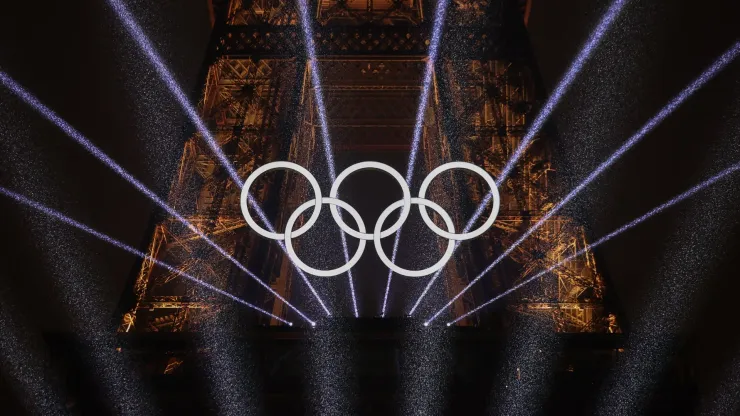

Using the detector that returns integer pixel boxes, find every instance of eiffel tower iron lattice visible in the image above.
[117,0,619,335]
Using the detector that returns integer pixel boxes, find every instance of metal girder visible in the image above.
[435,52,613,332]
[317,0,422,25]
[137,300,210,310]
[214,23,524,59]
[119,54,301,332]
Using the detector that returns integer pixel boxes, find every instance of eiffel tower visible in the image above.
[117,0,620,335]
[102,1,630,413]
[115,0,622,335]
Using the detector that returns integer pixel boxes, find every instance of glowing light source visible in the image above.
[442,161,740,326]
[407,0,630,316]
[0,72,317,324]
[295,0,359,316]
[0,186,295,326]
[104,0,331,317]
[424,41,740,324]
[382,0,451,317]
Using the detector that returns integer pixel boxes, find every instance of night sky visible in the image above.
[0,0,739,406]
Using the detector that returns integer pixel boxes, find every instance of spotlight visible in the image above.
[421,41,740,324]
[0,186,296,326]
[295,0,358,316]
[381,0,451,317]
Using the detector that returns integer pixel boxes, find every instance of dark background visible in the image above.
[0,0,738,406]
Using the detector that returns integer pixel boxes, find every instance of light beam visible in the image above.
[104,0,332,316]
[497,0,630,184]
[444,161,740,326]
[423,41,740,324]
[0,292,67,415]
[0,186,294,326]
[406,0,451,181]
[382,0,451,317]
[0,72,318,324]
[295,0,359,316]
[105,0,240,185]
[408,0,630,315]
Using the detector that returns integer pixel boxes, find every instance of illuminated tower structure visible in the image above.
[117,0,619,334]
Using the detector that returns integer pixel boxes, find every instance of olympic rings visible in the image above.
[374,198,456,277]
[240,161,322,240]
[418,161,501,240]
[329,161,411,240]
[284,197,366,277]
[240,161,500,278]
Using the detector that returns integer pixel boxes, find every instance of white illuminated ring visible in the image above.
[239,161,500,278]
[284,197,366,277]
[240,161,322,240]
[418,161,500,241]
[328,161,411,240]
[374,198,456,277]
